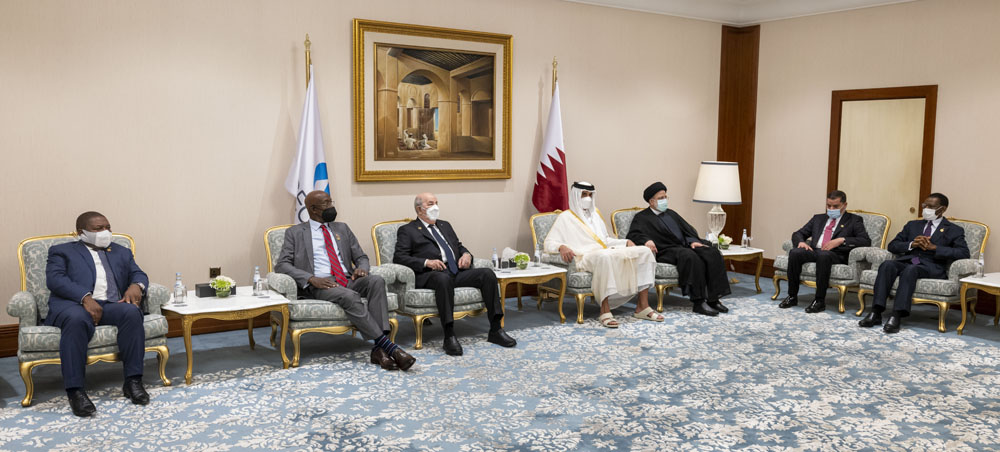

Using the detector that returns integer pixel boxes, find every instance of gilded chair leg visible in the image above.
[153,346,171,386]
[388,318,399,343]
[557,296,566,324]
[269,318,278,348]
[575,294,586,324]
[247,319,256,350]
[836,286,847,314]
[18,362,36,407]
[413,315,426,350]
[856,289,868,316]
[771,276,782,300]
[290,329,304,368]
[656,285,666,313]
[937,303,947,333]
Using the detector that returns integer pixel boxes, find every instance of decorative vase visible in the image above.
[216,288,231,298]
[720,244,730,250]
[517,262,528,270]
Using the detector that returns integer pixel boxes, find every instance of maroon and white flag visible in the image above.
[532,82,568,212]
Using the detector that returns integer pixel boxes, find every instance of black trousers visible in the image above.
[872,259,945,315]
[787,248,845,299]
[415,268,503,328]
[661,246,731,303]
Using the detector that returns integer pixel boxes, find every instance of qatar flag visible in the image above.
[531,82,569,212]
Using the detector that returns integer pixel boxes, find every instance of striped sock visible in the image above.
[374,334,398,356]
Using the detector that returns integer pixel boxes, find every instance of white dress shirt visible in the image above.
[85,246,110,300]
[420,218,454,263]
[309,219,350,278]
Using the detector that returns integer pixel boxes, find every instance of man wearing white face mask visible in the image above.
[544,181,661,328]
[627,182,731,316]
[394,192,515,356]
[44,211,149,417]
[860,193,970,333]
[779,190,870,313]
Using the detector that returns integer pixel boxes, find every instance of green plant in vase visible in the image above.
[718,234,733,250]
[513,252,530,270]
[210,276,236,298]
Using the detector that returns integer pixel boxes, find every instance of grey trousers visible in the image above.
[304,275,390,341]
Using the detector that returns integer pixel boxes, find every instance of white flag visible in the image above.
[284,65,329,223]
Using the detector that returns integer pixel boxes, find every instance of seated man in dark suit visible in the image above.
[393,192,516,356]
[44,211,150,417]
[779,190,871,313]
[626,182,732,316]
[859,193,970,333]
[275,190,415,371]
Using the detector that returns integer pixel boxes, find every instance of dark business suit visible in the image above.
[44,241,147,390]
[873,218,970,314]
[274,221,390,340]
[626,208,731,303]
[788,212,871,299]
[393,219,502,325]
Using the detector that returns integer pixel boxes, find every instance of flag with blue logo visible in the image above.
[285,65,329,223]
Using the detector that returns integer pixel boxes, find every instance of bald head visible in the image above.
[304,190,333,222]
[414,192,439,223]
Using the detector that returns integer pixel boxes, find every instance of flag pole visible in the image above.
[304,34,312,86]
[552,57,558,96]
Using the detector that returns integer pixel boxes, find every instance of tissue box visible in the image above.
[195,283,216,298]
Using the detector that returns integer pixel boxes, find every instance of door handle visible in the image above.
[909,207,916,214]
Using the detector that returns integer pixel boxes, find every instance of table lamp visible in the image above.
[692,161,742,241]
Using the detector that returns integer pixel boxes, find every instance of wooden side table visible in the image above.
[957,273,1000,335]
[494,266,567,326]
[720,247,765,293]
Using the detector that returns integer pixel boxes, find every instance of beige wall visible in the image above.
[0,0,722,323]
[755,0,1000,264]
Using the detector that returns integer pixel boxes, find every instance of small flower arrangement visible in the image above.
[210,276,236,297]
[718,234,733,250]
[513,252,531,270]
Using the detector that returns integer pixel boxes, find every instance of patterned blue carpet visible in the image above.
[1,277,999,451]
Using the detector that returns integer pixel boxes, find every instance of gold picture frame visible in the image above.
[352,19,512,181]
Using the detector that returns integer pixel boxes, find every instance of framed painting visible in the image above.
[353,19,512,181]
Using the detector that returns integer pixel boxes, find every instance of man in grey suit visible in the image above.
[275,190,415,371]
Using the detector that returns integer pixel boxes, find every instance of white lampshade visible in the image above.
[692,161,742,205]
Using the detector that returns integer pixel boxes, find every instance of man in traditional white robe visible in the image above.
[543,181,662,327]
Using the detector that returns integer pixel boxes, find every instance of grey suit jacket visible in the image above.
[274,221,371,288]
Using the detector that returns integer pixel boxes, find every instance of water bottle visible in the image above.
[173,273,186,305]
[534,243,542,267]
[492,248,499,269]
[252,266,261,296]
[741,229,749,249]
[977,255,985,278]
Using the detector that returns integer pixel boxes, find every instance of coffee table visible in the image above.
[720,246,765,293]
[494,265,567,326]
[958,273,1000,335]
[162,286,290,384]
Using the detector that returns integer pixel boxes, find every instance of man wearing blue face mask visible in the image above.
[627,182,731,316]
[859,193,969,333]
[44,211,149,417]
[780,190,870,313]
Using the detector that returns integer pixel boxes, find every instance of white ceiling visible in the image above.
[563,0,918,25]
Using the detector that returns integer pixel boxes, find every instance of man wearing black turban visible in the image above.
[626,182,732,316]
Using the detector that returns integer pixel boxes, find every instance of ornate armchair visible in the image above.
[7,233,170,407]
[771,210,891,315]
[610,207,680,313]
[371,219,489,349]
[856,218,989,332]
[263,225,399,367]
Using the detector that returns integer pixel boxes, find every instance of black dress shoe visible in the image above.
[487,329,517,347]
[443,336,463,356]
[858,311,882,328]
[68,390,96,417]
[804,299,826,313]
[707,300,729,313]
[370,347,399,370]
[778,296,798,309]
[390,348,416,371]
[692,301,719,317]
[883,315,901,334]
[123,378,150,405]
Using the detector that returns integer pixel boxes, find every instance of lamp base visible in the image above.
[707,204,726,242]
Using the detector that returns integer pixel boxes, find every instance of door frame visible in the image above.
[827,85,938,204]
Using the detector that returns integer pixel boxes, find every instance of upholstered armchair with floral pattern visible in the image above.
[856,218,989,332]
[263,225,399,367]
[771,210,891,316]
[610,207,682,313]
[370,220,489,350]
[7,233,170,407]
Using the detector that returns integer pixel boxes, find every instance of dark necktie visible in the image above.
[320,225,350,286]
[97,249,120,301]
[912,221,935,265]
[657,211,686,242]
[428,225,459,275]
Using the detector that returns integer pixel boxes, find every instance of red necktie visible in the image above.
[320,225,349,286]
[821,218,836,245]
